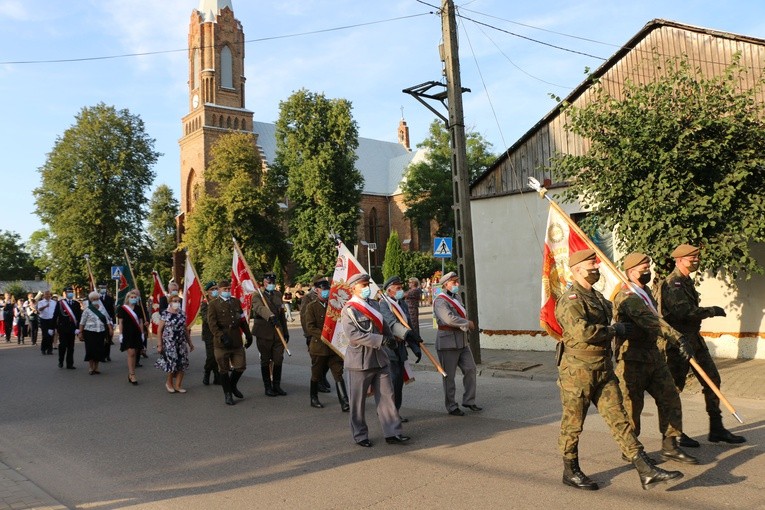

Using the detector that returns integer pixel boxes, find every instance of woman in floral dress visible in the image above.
[155,294,194,393]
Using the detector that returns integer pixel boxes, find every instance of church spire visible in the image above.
[197,0,233,22]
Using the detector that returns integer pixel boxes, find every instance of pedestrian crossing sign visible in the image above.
[433,237,453,258]
[111,266,123,280]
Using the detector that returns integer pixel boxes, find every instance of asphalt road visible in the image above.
[0,321,763,510]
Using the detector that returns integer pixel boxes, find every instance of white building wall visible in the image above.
[472,193,765,359]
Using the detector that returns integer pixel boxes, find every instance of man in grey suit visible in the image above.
[340,273,410,447]
[379,275,422,423]
[434,271,482,416]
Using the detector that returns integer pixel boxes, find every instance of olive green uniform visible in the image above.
[252,289,287,368]
[658,267,722,420]
[613,285,684,439]
[555,281,643,461]
[207,297,247,373]
[200,300,218,376]
[304,298,344,383]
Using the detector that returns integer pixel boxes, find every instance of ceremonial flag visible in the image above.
[182,255,203,326]
[232,244,255,318]
[321,241,380,357]
[116,261,136,307]
[150,271,166,335]
[540,206,620,339]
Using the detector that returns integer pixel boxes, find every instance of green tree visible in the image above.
[382,231,404,281]
[272,256,284,287]
[271,89,363,276]
[33,103,159,288]
[551,55,765,278]
[0,231,38,280]
[402,120,495,237]
[183,132,286,279]
[26,229,53,276]
[401,251,440,281]
[147,184,179,283]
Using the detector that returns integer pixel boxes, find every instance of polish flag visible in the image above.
[321,241,380,357]
[232,246,255,318]
[540,206,620,339]
[150,271,166,334]
[182,255,203,326]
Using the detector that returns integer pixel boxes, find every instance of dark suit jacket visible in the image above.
[53,300,83,334]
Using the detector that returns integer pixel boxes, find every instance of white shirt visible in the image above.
[37,298,55,320]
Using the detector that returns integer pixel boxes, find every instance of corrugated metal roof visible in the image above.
[252,121,420,196]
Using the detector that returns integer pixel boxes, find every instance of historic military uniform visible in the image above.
[433,272,480,416]
[555,249,681,491]
[658,243,745,444]
[612,252,697,464]
[251,272,289,396]
[207,280,253,406]
[301,276,330,393]
[341,273,407,447]
[53,286,82,369]
[379,275,422,419]
[304,278,348,411]
[200,281,220,386]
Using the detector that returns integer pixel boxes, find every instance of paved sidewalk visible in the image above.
[0,460,66,510]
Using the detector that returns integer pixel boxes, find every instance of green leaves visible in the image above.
[551,54,765,280]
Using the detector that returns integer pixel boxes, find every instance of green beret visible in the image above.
[622,252,650,271]
[671,244,700,258]
[568,249,596,268]
[204,281,217,291]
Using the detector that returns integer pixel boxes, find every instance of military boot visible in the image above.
[202,370,211,386]
[631,450,683,489]
[336,379,350,412]
[318,373,332,393]
[220,373,235,406]
[310,381,324,408]
[562,458,598,490]
[212,369,221,385]
[272,364,288,396]
[262,365,277,397]
[678,432,700,448]
[660,436,699,464]
[708,415,746,444]
[229,370,244,399]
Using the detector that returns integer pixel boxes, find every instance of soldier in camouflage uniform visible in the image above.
[555,249,682,491]
[612,252,697,464]
[658,243,745,446]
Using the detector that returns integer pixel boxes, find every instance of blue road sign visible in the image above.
[111,266,123,280]
[433,237,453,258]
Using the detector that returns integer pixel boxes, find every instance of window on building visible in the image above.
[220,46,233,89]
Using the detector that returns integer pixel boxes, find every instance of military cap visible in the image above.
[568,249,596,268]
[63,285,74,292]
[217,279,231,288]
[439,271,458,285]
[671,243,700,258]
[263,272,277,282]
[622,252,650,271]
[316,279,331,290]
[383,275,402,289]
[97,283,107,289]
[311,274,327,285]
[347,273,371,287]
[204,281,217,291]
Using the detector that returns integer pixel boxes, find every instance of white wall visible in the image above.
[471,193,765,359]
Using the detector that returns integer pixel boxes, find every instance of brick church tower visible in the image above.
[176,0,256,279]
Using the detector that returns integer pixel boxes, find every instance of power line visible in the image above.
[0,13,431,65]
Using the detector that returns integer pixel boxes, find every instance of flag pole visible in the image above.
[123,248,148,324]
[233,238,291,356]
[528,177,743,424]
[83,254,96,292]
[378,291,447,377]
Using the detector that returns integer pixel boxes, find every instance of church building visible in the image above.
[178,0,429,280]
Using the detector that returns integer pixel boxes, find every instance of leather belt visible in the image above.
[563,346,609,358]
[437,325,460,332]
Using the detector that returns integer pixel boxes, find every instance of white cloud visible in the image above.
[0,0,29,20]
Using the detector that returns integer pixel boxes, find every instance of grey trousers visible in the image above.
[438,346,477,412]
[346,368,403,442]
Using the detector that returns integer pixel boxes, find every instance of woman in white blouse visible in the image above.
[79,291,114,375]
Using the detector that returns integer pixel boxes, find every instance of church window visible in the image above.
[227,117,232,128]
[220,46,233,89]
[234,118,239,130]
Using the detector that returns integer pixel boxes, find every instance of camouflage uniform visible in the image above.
[613,285,684,438]
[555,281,643,461]
[658,267,723,420]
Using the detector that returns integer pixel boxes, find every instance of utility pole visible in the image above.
[441,0,481,363]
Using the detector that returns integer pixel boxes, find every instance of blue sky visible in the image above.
[2,0,765,243]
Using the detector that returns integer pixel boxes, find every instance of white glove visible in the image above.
[47,329,54,336]
[74,329,80,335]
[119,334,124,343]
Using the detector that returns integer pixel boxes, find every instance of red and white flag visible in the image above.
[150,271,166,334]
[232,246,255,318]
[321,241,380,357]
[182,255,203,326]
[540,206,620,339]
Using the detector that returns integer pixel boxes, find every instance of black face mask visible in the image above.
[584,269,601,285]
[638,270,652,285]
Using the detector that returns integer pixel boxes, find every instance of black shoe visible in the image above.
[224,393,236,406]
[213,371,221,385]
[463,404,483,412]
[58,361,63,368]
[385,435,411,445]
[449,408,465,416]
[356,439,373,447]
[631,451,683,490]
[230,371,244,399]
[562,458,599,491]
[400,416,409,423]
[66,366,76,370]
[265,387,277,397]
[136,362,143,368]
[317,381,332,393]
[310,382,324,408]
[709,428,746,444]
[661,437,699,464]
[202,371,211,386]
[678,433,700,448]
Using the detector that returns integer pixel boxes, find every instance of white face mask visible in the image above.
[170,302,181,311]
